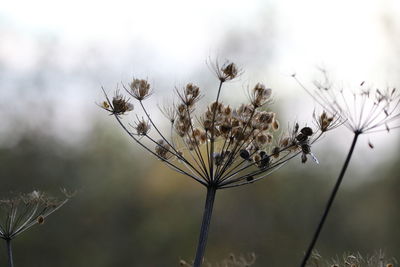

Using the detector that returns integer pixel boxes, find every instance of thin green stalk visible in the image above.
[193,186,217,267]
[6,239,14,267]
[300,132,360,267]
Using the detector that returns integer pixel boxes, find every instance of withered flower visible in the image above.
[0,190,70,267]
[295,71,400,134]
[125,78,152,100]
[133,117,151,135]
[249,83,272,108]
[100,89,133,116]
[210,60,242,82]
[100,60,324,267]
[294,71,400,267]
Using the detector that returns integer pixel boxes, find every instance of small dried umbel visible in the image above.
[125,78,152,100]
[294,71,400,134]
[211,60,242,82]
[0,190,69,240]
[133,117,151,135]
[99,89,133,116]
[294,71,400,267]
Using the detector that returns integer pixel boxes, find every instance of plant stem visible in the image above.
[300,133,359,267]
[193,186,217,267]
[6,239,14,267]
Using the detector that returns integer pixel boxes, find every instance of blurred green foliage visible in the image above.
[0,120,399,266]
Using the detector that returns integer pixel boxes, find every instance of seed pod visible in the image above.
[37,216,45,224]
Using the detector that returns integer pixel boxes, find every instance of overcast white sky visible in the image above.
[1,0,399,80]
[0,0,399,172]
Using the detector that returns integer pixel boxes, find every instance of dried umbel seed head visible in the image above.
[99,89,134,115]
[177,83,202,107]
[128,78,152,100]
[296,72,400,134]
[107,92,134,115]
[220,62,239,82]
[185,83,200,98]
[134,118,151,135]
[155,139,172,160]
[0,190,69,240]
[316,111,337,132]
[211,60,242,82]
[223,105,232,116]
[100,59,325,190]
[257,111,275,124]
[250,83,272,107]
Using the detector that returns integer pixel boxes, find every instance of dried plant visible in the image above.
[293,71,400,267]
[307,251,397,267]
[180,253,256,267]
[0,190,70,267]
[100,61,331,267]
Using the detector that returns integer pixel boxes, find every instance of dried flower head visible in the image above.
[180,253,256,267]
[133,117,151,135]
[307,251,396,267]
[99,88,133,116]
[249,83,273,108]
[125,78,152,100]
[100,61,325,189]
[0,190,69,240]
[294,71,400,135]
[210,60,243,82]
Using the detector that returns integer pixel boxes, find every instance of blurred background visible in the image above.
[0,0,399,266]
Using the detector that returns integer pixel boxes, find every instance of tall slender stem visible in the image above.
[300,132,359,267]
[193,186,217,267]
[6,239,14,267]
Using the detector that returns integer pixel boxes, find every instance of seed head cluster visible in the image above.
[0,190,69,240]
[101,61,327,189]
[294,71,400,135]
